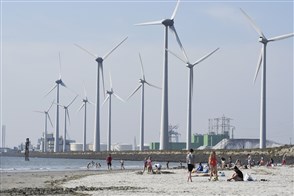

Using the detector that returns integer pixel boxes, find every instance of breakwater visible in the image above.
[2,145,293,164]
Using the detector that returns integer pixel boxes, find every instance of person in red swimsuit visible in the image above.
[208,151,218,181]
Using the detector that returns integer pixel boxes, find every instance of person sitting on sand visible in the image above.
[208,151,218,181]
[195,162,203,173]
[154,163,162,174]
[227,166,244,181]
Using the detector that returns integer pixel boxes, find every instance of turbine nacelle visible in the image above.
[55,79,63,84]
[162,19,174,27]
[139,79,146,84]
[106,90,113,95]
[186,63,193,69]
[96,57,103,63]
[258,37,268,44]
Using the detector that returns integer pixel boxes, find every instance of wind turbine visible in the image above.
[135,0,187,150]
[45,53,68,152]
[77,85,94,152]
[57,95,78,152]
[240,8,294,149]
[74,36,128,152]
[167,47,219,150]
[102,73,125,151]
[127,53,161,151]
[34,101,54,152]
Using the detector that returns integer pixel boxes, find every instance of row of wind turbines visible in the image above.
[36,0,293,152]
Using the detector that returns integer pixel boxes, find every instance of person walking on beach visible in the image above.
[120,159,125,170]
[208,151,218,181]
[186,148,195,182]
[106,154,112,170]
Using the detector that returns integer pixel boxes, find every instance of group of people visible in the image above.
[142,156,162,174]
[186,149,244,182]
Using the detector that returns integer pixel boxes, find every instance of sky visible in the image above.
[1,0,293,149]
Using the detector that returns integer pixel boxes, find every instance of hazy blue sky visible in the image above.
[1,0,293,148]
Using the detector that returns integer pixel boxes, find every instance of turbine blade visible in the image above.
[34,111,44,113]
[77,103,85,112]
[100,65,106,98]
[103,36,128,60]
[109,71,113,89]
[192,48,219,66]
[166,48,187,64]
[146,81,161,90]
[58,52,62,79]
[113,93,125,103]
[74,43,97,58]
[138,53,146,80]
[102,95,110,107]
[253,47,263,83]
[134,20,163,26]
[66,109,71,125]
[268,33,294,42]
[68,95,78,107]
[127,84,142,101]
[171,0,180,20]
[88,100,95,105]
[169,25,189,62]
[48,113,54,128]
[44,84,57,97]
[240,8,265,38]
[47,100,55,112]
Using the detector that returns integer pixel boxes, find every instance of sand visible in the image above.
[1,166,293,195]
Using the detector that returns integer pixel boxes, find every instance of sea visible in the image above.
[0,156,179,172]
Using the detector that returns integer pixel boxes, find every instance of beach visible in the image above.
[1,166,293,195]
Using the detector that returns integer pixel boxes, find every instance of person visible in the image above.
[195,162,203,173]
[106,154,112,170]
[282,154,286,166]
[146,156,153,173]
[142,157,147,173]
[235,159,242,167]
[227,166,244,181]
[96,162,101,168]
[258,157,264,166]
[25,138,30,161]
[166,161,170,169]
[247,154,252,169]
[208,151,218,181]
[120,159,125,170]
[154,163,162,174]
[186,148,195,182]
[228,156,233,168]
[221,157,226,169]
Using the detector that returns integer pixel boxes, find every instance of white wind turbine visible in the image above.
[102,73,125,152]
[77,85,94,152]
[127,53,161,151]
[167,47,219,150]
[135,0,187,150]
[34,101,54,152]
[57,95,78,152]
[241,8,294,149]
[45,53,68,152]
[74,36,128,152]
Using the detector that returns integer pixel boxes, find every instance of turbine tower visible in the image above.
[167,47,219,150]
[45,53,67,152]
[78,85,94,151]
[57,95,78,152]
[102,73,125,151]
[135,0,187,150]
[127,53,161,151]
[75,37,128,152]
[241,8,294,149]
[34,101,54,152]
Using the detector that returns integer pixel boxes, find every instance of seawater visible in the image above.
[0,156,179,172]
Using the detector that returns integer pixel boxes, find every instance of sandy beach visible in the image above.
[1,166,293,195]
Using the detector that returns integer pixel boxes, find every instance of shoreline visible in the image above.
[1,165,293,195]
